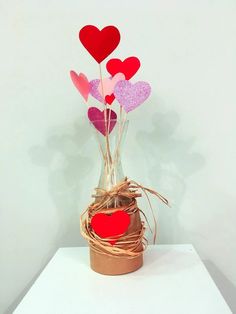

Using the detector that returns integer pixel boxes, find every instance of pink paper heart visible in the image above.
[87,107,117,136]
[89,79,104,103]
[114,80,151,113]
[98,73,125,98]
[70,71,89,102]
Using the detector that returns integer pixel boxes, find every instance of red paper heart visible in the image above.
[106,56,141,80]
[79,25,120,64]
[87,107,117,135]
[91,210,130,245]
[105,94,115,105]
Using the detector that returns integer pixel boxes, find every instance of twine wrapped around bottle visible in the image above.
[80,178,169,269]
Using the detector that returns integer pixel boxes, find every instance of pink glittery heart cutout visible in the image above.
[114,80,151,113]
[89,79,104,103]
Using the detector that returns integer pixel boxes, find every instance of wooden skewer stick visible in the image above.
[99,64,112,192]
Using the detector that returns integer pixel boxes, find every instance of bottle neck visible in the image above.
[98,154,125,190]
[90,119,129,191]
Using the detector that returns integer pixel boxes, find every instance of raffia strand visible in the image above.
[80,178,169,258]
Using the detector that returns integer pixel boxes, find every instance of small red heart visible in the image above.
[79,25,120,64]
[91,210,130,245]
[105,94,115,105]
[106,56,141,80]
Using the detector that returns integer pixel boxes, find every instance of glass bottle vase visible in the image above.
[88,118,143,275]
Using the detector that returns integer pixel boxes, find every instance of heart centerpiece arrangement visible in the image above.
[70,25,154,265]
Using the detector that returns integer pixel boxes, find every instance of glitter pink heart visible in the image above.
[89,79,104,103]
[114,80,151,113]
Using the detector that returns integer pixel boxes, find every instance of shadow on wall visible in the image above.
[29,119,94,247]
[29,108,205,247]
[204,260,236,313]
[136,110,205,243]
[8,120,94,314]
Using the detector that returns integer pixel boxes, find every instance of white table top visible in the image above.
[14,245,231,314]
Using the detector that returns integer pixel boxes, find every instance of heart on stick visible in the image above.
[91,210,130,245]
[88,107,117,136]
[70,71,89,101]
[89,79,115,104]
[98,72,125,100]
[89,79,104,103]
[106,57,141,80]
[114,80,151,113]
[105,94,115,105]
[90,75,124,105]
[79,25,120,64]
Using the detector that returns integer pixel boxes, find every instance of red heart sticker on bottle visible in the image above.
[91,210,130,245]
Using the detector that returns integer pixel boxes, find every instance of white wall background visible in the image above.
[0,0,235,313]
